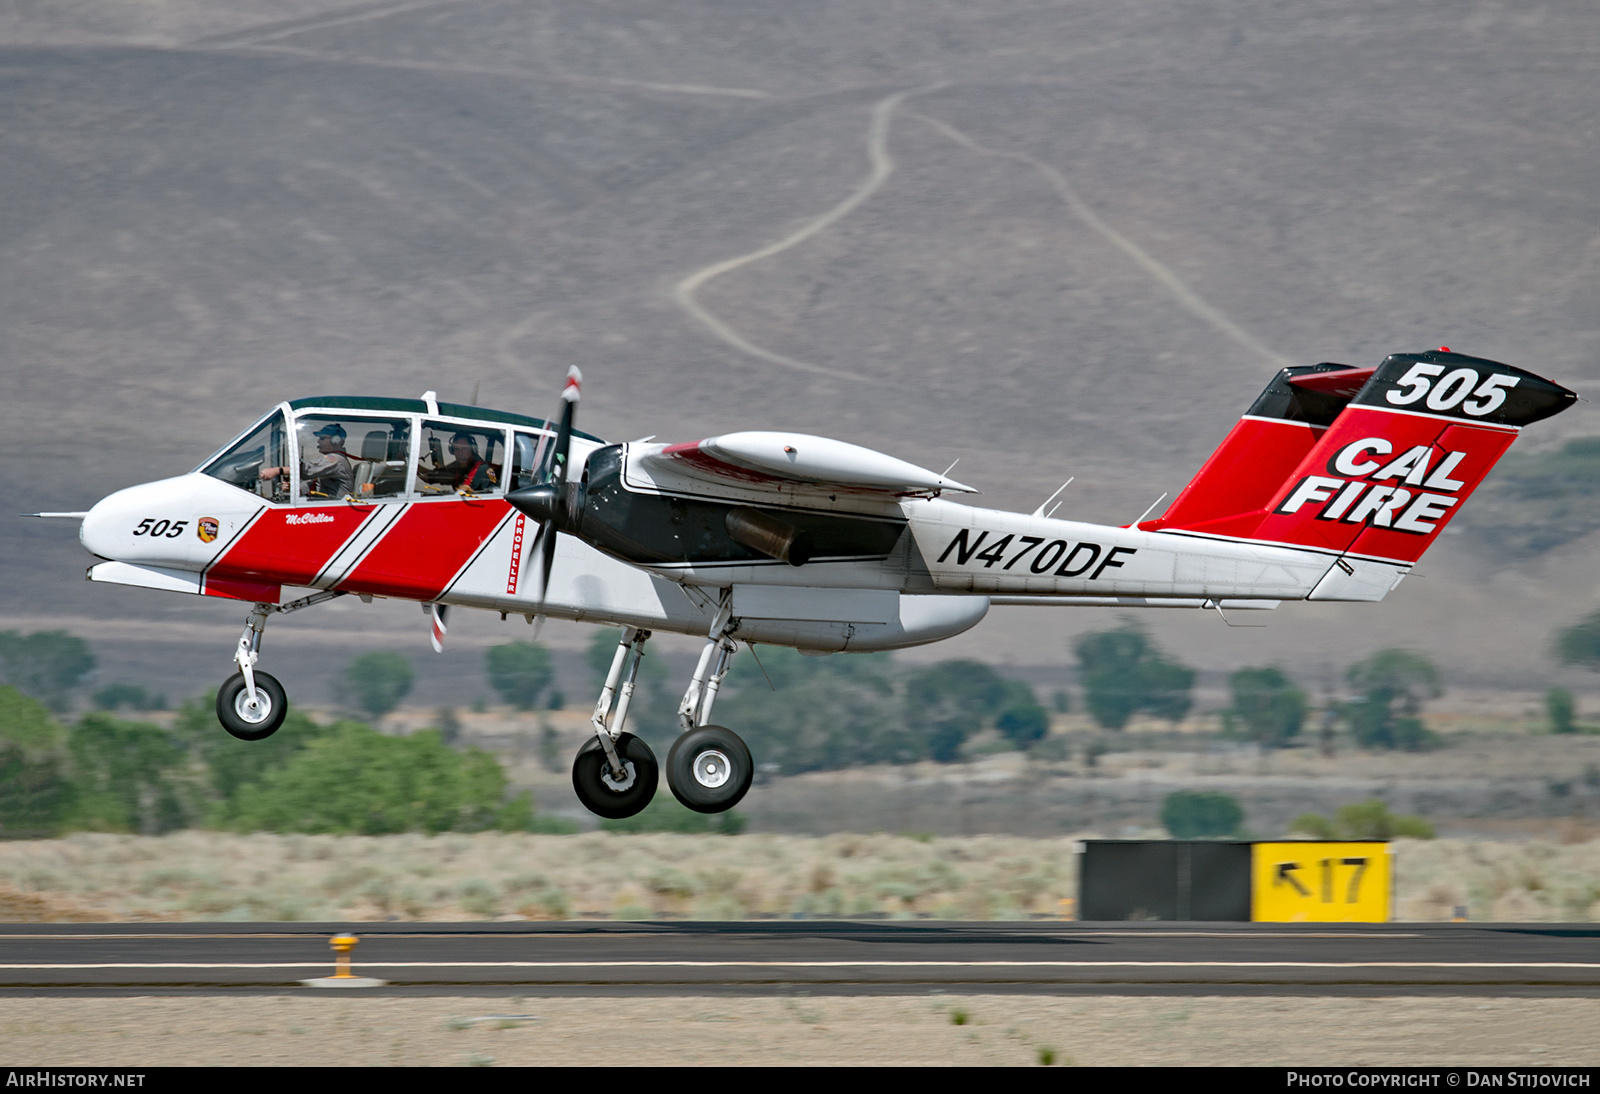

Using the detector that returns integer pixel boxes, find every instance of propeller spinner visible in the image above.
[507,365,582,617]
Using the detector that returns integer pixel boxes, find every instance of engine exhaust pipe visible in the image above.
[725,507,813,567]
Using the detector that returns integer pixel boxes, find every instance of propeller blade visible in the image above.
[505,365,582,636]
[530,533,553,639]
[548,365,581,490]
[429,603,450,653]
[526,514,559,615]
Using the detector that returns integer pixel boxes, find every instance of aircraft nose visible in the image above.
[79,479,172,560]
[79,491,124,559]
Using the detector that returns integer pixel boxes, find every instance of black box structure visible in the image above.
[1079,840,1253,921]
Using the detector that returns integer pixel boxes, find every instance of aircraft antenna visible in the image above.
[745,643,777,692]
[1031,477,1074,518]
[1205,599,1267,628]
[1132,491,1168,526]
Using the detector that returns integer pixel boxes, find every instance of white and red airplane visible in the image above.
[47,349,1575,819]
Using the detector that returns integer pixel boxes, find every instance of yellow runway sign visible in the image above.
[1251,842,1391,922]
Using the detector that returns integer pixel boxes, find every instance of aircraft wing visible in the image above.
[630,432,977,498]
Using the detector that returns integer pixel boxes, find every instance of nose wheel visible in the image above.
[572,732,658,819]
[666,725,753,814]
[216,671,287,740]
[213,592,345,742]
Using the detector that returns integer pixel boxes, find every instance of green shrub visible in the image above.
[718,648,908,772]
[905,660,1034,761]
[486,641,554,710]
[342,651,414,717]
[0,631,95,711]
[1555,610,1600,670]
[230,724,529,835]
[996,702,1050,747]
[600,796,746,834]
[1466,437,1600,557]
[1290,798,1434,840]
[66,713,205,834]
[171,700,332,820]
[526,813,581,834]
[1224,666,1307,748]
[0,686,73,837]
[1335,799,1434,839]
[1546,687,1578,734]
[1289,812,1336,839]
[1075,622,1194,729]
[1344,649,1441,750]
[1160,790,1243,838]
[92,684,166,712]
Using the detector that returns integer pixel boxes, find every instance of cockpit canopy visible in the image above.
[197,397,603,504]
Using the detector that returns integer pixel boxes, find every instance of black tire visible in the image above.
[215,671,288,741]
[572,732,658,819]
[666,725,753,814]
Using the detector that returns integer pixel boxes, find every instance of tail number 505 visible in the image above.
[1386,363,1518,416]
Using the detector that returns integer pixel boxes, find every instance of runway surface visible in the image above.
[0,921,1596,995]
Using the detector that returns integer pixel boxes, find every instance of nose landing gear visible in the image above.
[216,670,287,741]
[214,591,344,741]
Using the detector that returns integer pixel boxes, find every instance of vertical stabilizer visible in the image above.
[1143,350,1575,571]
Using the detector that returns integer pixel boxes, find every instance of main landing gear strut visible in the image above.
[570,601,755,820]
[214,591,344,741]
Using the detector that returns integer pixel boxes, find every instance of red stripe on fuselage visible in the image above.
[337,498,511,600]
[203,575,283,603]
[207,506,375,586]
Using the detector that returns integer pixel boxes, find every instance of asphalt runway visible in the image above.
[0,921,1596,996]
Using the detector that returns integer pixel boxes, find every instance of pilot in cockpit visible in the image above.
[261,423,355,499]
[419,431,495,493]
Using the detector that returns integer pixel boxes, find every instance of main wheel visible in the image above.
[215,671,288,741]
[572,732,658,819]
[666,725,753,814]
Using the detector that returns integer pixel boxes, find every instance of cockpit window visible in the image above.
[508,430,555,491]
[289,414,412,501]
[416,421,506,496]
[201,411,290,502]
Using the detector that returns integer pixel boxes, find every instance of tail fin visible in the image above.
[1144,350,1575,583]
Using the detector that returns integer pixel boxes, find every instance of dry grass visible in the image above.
[0,832,1077,922]
[1395,838,1600,921]
[1,832,1598,922]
